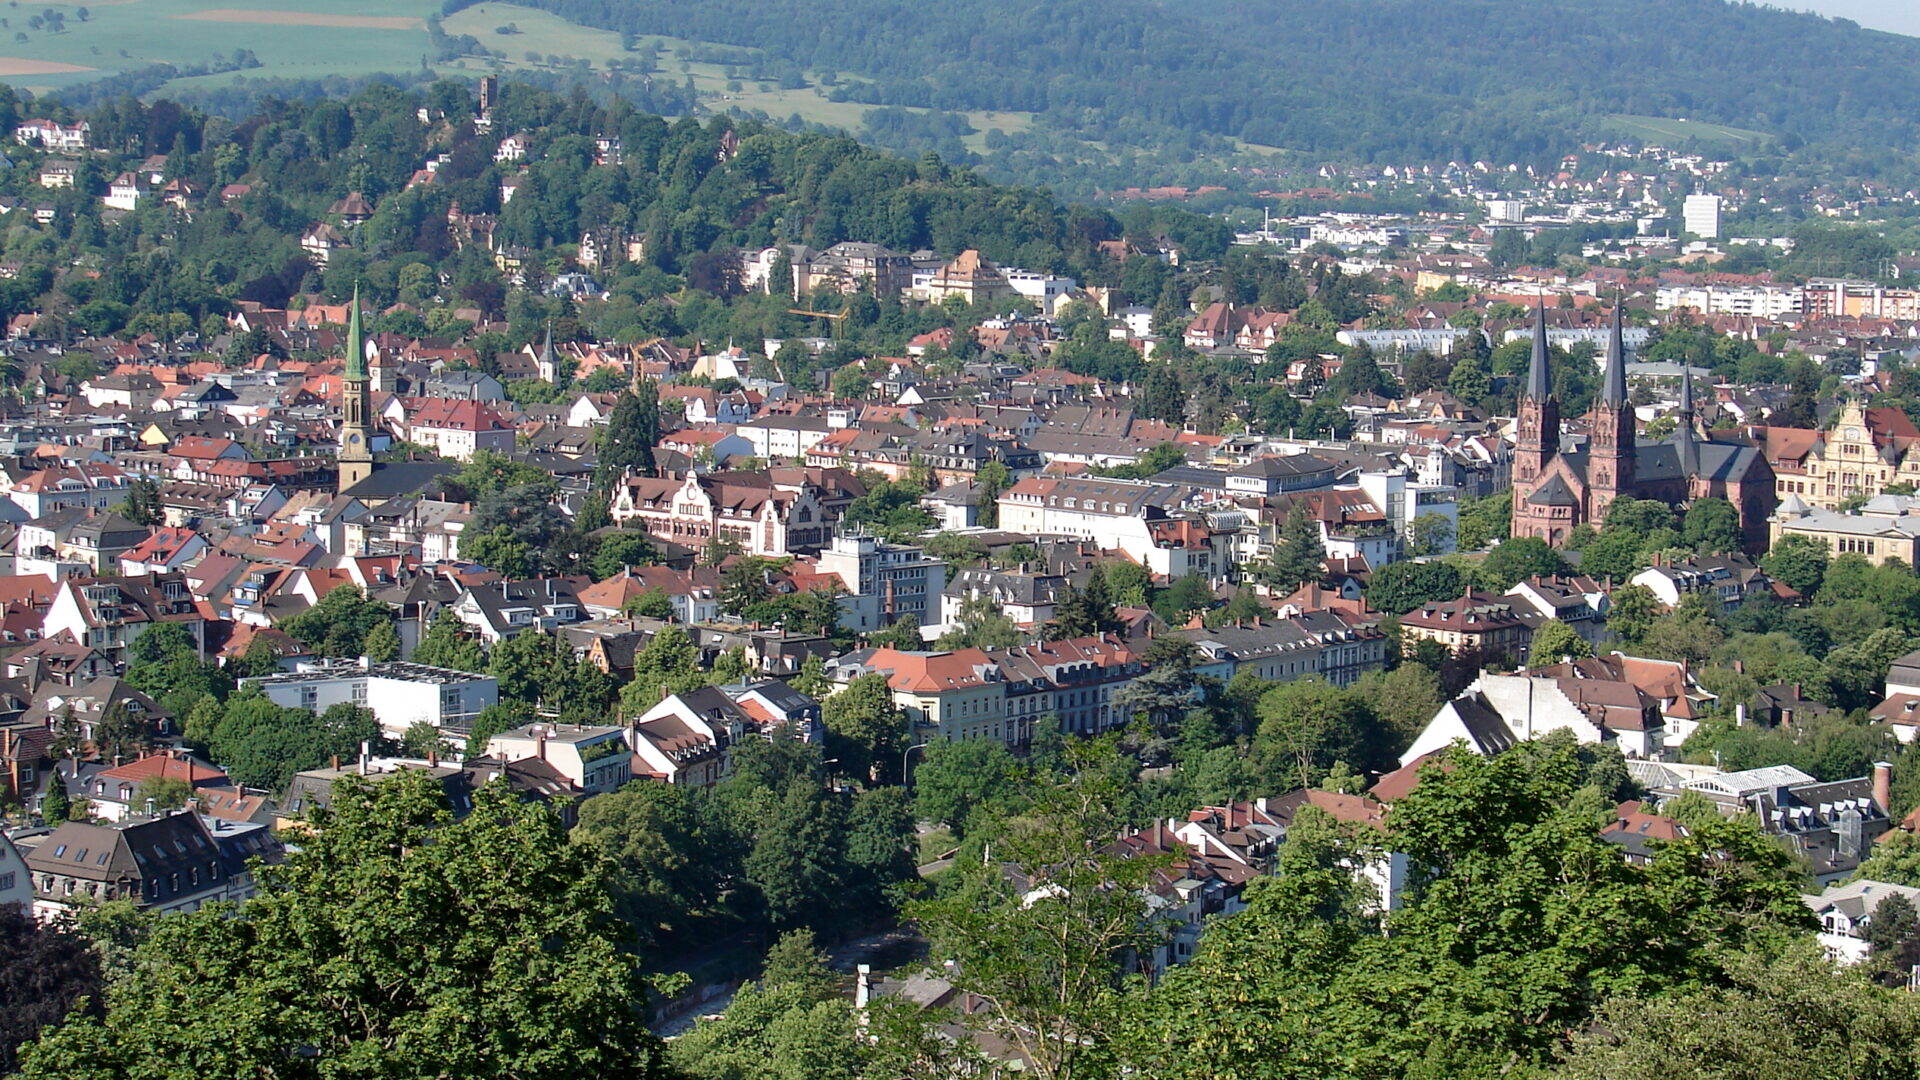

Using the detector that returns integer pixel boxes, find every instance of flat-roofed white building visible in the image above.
[246,658,497,741]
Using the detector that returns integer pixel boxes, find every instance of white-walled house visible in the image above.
[1401,671,1662,765]
[1804,879,1920,964]
[485,723,631,794]
[0,832,30,912]
[628,687,744,788]
[815,533,946,634]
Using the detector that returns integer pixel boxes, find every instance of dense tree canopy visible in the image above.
[19,770,670,1080]
[1126,736,1812,1078]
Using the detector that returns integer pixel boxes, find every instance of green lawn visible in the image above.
[1602,114,1773,148]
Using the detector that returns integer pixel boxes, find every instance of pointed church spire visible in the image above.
[1676,365,1700,477]
[1525,296,1551,401]
[345,283,365,381]
[1601,297,1627,407]
[337,282,373,490]
[540,320,553,367]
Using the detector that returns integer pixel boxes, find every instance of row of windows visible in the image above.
[1837,537,1879,555]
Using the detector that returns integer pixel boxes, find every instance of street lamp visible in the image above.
[902,742,929,786]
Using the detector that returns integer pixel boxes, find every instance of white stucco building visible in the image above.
[246,658,498,741]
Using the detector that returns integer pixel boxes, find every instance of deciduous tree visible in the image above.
[1529,618,1592,665]
[913,737,1021,838]
[822,672,907,784]
[573,781,721,946]
[910,737,1169,1080]
[409,611,488,672]
[18,770,670,1080]
[1478,535,1566,589]
[277,585,396,659]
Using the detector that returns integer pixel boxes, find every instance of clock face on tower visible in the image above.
[348,434,360,447]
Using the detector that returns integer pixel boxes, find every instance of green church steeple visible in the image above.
[345,283,366,381]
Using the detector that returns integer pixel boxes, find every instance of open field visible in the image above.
[0,0,441,93]
[172,8,426,30]
[1602,114,1773,148]
[443,2,638,67]
[0,57,96,76]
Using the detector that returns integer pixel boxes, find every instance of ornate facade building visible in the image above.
[609,472,834,557]
[1510,304,1775,550]
[1754,399,1920,510]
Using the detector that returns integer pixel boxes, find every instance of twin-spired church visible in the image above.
[1509,304,1775,550]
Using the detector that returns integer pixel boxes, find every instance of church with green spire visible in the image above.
[333,286,458,503]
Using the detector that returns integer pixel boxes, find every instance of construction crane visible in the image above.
[781,308,851,384]
[787,307,849,341]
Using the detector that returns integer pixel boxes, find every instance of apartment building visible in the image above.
[815,532,946,634]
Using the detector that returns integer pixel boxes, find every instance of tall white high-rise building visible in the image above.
[1683,193,1722,240]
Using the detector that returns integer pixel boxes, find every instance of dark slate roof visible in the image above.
[945,566,1064,606]
[1633,438,1759,484]
[1453,692,1521,756]
[338,461,457,499]
[1526,473,1579,507]
[1526,300,1551,401]
[1601,303,1627,406]
[24,811,217,900]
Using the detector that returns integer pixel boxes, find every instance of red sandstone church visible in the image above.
[1509,303,1775,550]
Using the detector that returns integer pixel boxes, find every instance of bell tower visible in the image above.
[1513,299,1559,486]
[337,284,374,491]
[1588,301,1636,519]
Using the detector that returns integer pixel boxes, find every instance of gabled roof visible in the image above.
[860,646,1000,693]
[95,751,227,789]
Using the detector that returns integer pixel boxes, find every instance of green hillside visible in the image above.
[452,0,1920,182]
[5,0,1920,196]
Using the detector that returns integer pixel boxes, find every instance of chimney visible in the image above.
[535,732,547,761]
[1876,761,1894,814]
[428,747,438,767]
[1733,659,1744,675]
[1734,702,1747,727]
[331,754,340,770]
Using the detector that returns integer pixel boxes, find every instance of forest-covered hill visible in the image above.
[452,0,1920,183]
